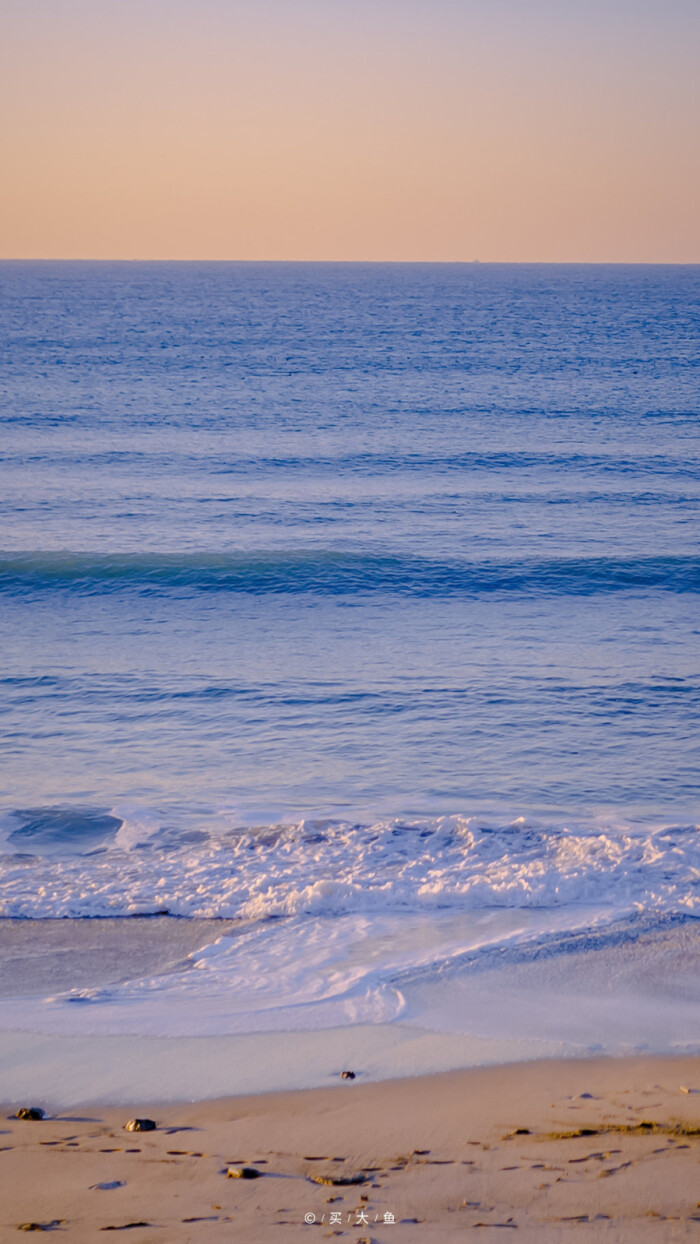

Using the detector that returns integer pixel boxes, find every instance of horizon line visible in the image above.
[2,257,700,267]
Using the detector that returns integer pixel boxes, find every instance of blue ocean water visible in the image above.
[0,262,698,934]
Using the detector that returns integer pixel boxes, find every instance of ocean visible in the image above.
[1,261,699,1075]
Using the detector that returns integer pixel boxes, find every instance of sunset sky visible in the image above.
[2,0,699,261]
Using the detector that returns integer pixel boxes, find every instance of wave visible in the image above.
[1,810,699,920]
[1,550,698,598]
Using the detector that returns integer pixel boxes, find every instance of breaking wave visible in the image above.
[1,810,698,920]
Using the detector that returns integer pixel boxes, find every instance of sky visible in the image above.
[2,0,699,261]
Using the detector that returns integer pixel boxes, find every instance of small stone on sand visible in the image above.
[123,1119,156,1132]
[227,1166,262,1179]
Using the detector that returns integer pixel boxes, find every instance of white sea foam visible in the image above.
[0,906,605,1038]
[0,812,697,921]
[2,812,698,1046]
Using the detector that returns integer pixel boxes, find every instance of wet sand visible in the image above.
[0,917,237,997]
[3,1056,700,1241]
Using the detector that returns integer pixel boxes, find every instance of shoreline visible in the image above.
[4,1056,700,1240]
[0,1024,567,1108]
[4,914,700,1107]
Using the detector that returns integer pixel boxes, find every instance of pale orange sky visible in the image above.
[2,0,699,261]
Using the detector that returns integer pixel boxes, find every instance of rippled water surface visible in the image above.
[1,262,698,937]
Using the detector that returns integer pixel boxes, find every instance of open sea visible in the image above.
[1,261,699,1066]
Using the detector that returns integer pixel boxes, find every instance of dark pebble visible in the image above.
[341,1071,356,1080]
[14,1108,45,1121]
[123,1118,156,1132]
[226,1166,262,1179]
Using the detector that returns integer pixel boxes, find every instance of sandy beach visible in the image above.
[4,1056,700,1240]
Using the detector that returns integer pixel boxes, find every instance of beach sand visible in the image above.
[3,1057,700,1240]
